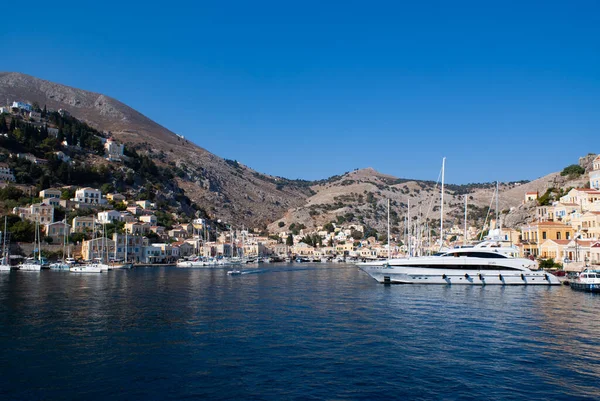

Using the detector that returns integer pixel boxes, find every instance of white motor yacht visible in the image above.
[358,241,560,285]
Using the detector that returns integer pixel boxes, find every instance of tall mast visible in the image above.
[387,199,391,261]
[407,198,411,257]
[440,157,446,250]
[3,216,7,264]
[464,195,468,245]
[496,181,500,230]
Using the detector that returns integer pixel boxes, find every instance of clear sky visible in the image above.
[2,0,599,184]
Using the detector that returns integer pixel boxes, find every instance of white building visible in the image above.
[11,101,32,112]
[139,215,157,225]
[97,210,124,224]
[73,187,106,204]
[104,138,124,161]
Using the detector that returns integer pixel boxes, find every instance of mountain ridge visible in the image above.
[0,72,589,235]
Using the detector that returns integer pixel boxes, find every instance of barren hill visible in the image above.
[1,72,591,234]
[0,72,312,228]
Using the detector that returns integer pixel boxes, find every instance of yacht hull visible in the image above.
[360,266,560,285]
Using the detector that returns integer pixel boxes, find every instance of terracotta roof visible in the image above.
[544,240,570,246]
[526,192,538,195]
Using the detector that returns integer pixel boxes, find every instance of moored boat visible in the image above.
[358,241,560,285]
[569,271,600,293]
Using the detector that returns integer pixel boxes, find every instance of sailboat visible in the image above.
[20,217,43,271]
[70,219,107,273]
[50,220,70,269]
[0,217,11,271]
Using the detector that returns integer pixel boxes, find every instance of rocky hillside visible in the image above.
[1,72,592,234]
[268,164,592,237]
[0,72,313,228]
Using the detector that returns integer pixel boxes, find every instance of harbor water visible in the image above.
[1,264,599,400]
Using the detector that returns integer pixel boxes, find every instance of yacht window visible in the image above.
[443,252,507,259]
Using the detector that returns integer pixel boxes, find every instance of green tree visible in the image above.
[286,234,294,246]
[560,164,585,177]
[278,221,285,228]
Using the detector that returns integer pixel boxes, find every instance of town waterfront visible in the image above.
[1,264,599,400]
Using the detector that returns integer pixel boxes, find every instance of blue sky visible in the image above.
[2,0,599,184]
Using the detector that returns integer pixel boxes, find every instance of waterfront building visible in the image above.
[520,221,574,257]
[81,237,115,261]
[112,233,145,263]
[172,241,195,257]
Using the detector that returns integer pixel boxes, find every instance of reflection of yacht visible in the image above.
[358,241,561,285]
[570,271,600,293]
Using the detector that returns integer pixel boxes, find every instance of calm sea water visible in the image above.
[1,264,599,400]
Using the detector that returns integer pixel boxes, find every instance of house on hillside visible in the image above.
[39,188,62,206]
[72,216,96,233]
[13,202,54,224]
[73,187,106,205]
[44,221,70,244]
[0,163,16,182]
[524,192,538,203]
[104,138,124,161]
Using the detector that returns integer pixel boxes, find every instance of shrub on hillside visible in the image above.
[560,164,585,177]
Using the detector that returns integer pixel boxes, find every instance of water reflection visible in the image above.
[1,265,599,400]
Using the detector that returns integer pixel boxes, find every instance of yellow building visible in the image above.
[521,221,574,257]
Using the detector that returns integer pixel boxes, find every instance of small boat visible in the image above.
[570,271,600,293]
[227,269,242,275]
[69,263,105,273]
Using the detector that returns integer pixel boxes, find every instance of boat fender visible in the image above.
[498,274,503,280]
[478,273,483,280]
[521,273,525,280]
[442,274,447,279]
[464,273,469,279]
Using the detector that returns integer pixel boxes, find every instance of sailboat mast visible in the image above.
[407,198,411,257]
[3,216,7,264]
[464,195,468,245]
[387,199,391,261]
[496,181,500,230]
[440,157,446,250]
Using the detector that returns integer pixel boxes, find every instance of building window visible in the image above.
[557,232,561,240]
[566,232,570,240]
[542,232,547,240]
